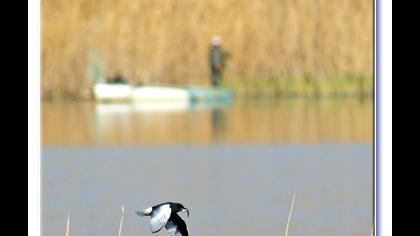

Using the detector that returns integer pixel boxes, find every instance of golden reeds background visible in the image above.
[41,0,373,99]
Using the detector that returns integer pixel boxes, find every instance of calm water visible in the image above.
[42,98,373,236]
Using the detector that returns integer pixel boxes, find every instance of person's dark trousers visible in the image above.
[211,72,221,87]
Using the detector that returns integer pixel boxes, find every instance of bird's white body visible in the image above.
[137,207,153,217]
[144,207,153,215]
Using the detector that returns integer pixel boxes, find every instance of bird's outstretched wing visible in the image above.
[150,204,171,233]
[164,213,189,236]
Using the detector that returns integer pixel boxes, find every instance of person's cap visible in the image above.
[211,36,222,46]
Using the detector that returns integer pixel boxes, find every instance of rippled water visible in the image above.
[42,98,373,236]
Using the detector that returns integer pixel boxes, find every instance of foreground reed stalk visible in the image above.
[65,214,70,236]
[285,192,296,236]
[118,206,125,236]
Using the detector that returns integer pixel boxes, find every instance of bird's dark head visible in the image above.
[170,202,190,217]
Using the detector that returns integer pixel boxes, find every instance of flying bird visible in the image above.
[136,202,190,236]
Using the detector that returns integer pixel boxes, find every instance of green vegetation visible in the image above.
[225,75,373,98]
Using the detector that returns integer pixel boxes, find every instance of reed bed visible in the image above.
[42,0,373,99]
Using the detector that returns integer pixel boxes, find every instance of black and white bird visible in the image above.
[136,202,190,236]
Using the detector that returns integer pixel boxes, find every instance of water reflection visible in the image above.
[211,108,226,141]
[42,98,372,146]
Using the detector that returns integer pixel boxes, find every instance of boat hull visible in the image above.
[93,83,233,104]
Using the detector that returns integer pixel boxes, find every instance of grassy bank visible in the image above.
[225,76,373,98]
[41,76,373,101]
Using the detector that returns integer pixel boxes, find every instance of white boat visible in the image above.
[132,86,190,102]
[93,82,233,104]
[93,83,133,101]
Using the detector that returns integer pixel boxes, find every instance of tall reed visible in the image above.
[65,214,70,236]
[284,192,296,236]
[118,206,125,236]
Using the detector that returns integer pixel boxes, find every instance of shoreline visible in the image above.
[41,76,373,101]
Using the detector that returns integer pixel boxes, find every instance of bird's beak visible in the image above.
[181,208,190,217]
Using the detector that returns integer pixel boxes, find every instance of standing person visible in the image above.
[209,36,229,87]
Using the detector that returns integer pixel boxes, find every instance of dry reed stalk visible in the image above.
[118,205,125,236]
[65,214,70,236]
[284,192,296,236]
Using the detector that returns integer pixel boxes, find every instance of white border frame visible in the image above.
[378,0,392,235]
[28,0,41,236]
